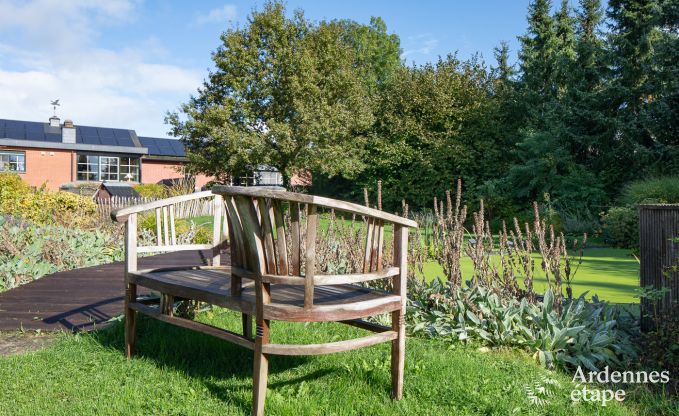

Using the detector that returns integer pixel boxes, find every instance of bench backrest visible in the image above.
[213,186,417,309]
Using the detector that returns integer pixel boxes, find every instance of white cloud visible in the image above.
[0,0,134,51]
[0,0,204,137]
[402,34,439,59]
[193,4,237,25]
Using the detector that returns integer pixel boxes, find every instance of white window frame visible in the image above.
[0,151,26,173]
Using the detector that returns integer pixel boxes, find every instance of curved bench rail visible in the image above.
[112,190,215,222]
[212,186,418,228]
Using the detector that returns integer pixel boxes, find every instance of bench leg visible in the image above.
[243,313,253,340]
[391,309,405,400]
[252,320,270,416]
[125,282,137,359]
[160,294,174,316]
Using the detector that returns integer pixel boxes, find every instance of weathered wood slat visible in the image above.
[212,194,223,266]
[262,331,397,355]
[363,218,375,273]
[290,202,301,276]
[231,266,399,285]
[155,208,162,245]
[169,205,177,246]
[272,200,289,276]
[258,198,278,275]
[162,206,170,247]
[235,196,267,275]
[340,319,391,333]
[304,204,318,309]
[137,244,213,253]
[129,301,254,350]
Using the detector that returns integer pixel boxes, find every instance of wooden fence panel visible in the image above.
[639,204,679,329]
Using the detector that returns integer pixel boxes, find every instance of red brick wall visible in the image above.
[141,160,214,190]
[1,147,74,190]
[141,160,185,184]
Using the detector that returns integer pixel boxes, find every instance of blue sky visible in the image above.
[0,1,550,137]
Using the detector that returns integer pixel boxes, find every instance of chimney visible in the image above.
[62,119,76,143]
[49,116,60,127]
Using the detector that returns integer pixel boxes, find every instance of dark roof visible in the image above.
[0,118,187,158]
[139,136,186,157]
[0,118,135,147]
[100,182,140,198]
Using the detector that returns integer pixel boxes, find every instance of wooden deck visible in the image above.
[0,250,215,332]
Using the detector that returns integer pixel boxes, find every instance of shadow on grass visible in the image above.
[92,315,318,413]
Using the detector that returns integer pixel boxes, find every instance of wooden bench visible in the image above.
[112,187,417,415]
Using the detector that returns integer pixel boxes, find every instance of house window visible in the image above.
[76,155,99,181]
[76,154,139,182]
[99,156,119,181]
[0,151,26,173]
[119,157,140,182]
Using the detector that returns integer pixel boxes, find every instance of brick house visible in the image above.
[0,116,214,190]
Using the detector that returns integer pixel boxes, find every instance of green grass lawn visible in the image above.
[0,309,665,416]
[418,247,640,304]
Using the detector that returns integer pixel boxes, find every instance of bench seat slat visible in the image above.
[130,267,401,322]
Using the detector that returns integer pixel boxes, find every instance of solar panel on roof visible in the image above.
[44,133,61,142]
[82,135,102,145]
[170,140,186,156]
[98,128,115,138]
[80,126,98,136]
[6,128,25,140]
[116,137,134,147]
[100,136,116,145]
[5,120,23,129]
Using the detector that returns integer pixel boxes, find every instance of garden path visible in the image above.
[0,250,217,332]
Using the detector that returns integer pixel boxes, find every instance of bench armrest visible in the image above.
[112,191,215,222]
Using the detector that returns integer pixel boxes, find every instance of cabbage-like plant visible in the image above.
[407,278,637,371]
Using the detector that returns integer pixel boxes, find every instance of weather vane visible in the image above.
[50,99,60,117]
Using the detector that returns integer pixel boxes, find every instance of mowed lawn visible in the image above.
[419,248,639,304]
[0,309,648,416]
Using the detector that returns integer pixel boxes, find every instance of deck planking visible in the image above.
[0,250,215,332]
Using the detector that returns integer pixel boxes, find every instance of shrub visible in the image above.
[618,175,679,206]
[601,206,639,249]
[560,208,601,236]
[133,183,168,198]
[0,173,97,227]
[0,215,123,290]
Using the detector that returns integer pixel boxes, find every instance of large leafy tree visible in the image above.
[167,2,373,185]
[356,56,504,210]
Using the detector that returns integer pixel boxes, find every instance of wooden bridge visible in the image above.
[0,250,215,332]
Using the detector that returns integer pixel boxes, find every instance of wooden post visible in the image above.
[391,224,408,400]
[304,204,318,309]
[252,281,271,416]
[639,204,679,330]
[125,213,138,358]
[212,194,223,266]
